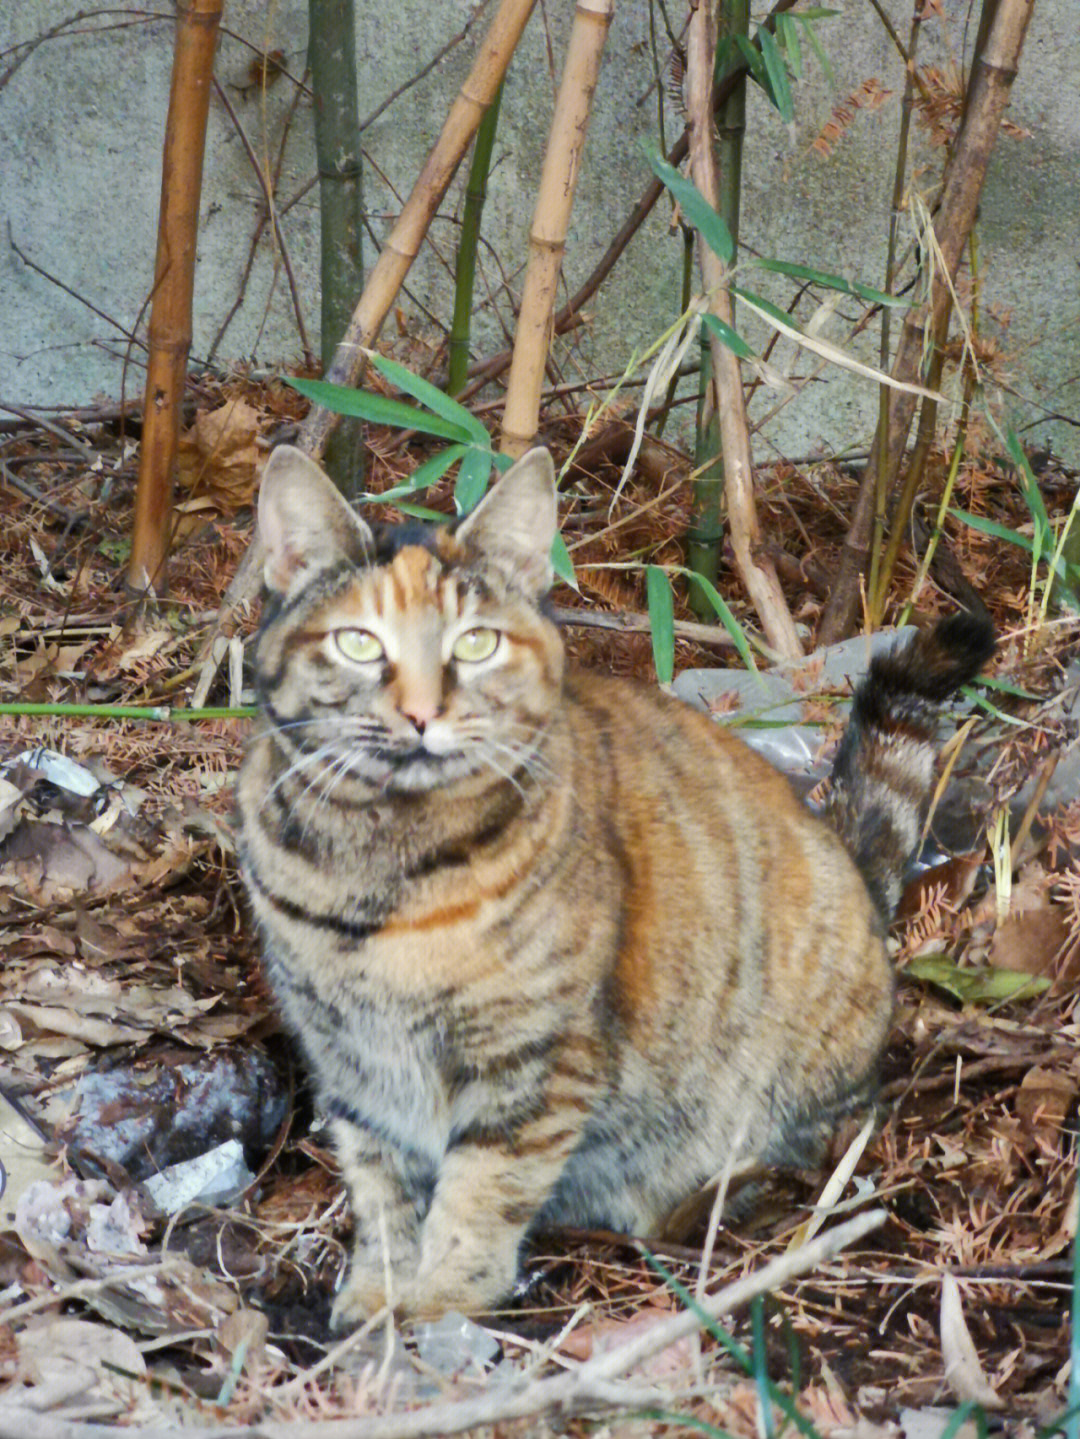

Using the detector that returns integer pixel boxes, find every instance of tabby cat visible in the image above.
[237,443,994,1327]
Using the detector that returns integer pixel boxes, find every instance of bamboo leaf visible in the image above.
[675,567,757,671]
[701,312,757,361]
[286,377,474,443]
[758,28,794,124]
[645,148,735,262]
[795,14,835,85]
[949,508,1032,551]
[734,33,767,86]
[775,14,802,80]
[366,351,490,444]
[364,446,465,503]
[551,532,578,590]
[1005,426,1052,535]
[454,447,494,514]
[751,257,910,308]
[645,566,676,685]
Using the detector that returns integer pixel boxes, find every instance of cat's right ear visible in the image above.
[258,445,374,594]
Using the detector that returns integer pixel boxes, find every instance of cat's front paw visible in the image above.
[330,1266,391,1332]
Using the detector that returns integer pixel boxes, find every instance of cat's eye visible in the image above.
[334,629,384,664]
[451,628,500,663]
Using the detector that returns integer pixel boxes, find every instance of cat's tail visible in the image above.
[825,608,996,919]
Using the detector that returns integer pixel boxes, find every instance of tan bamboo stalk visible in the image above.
[686,0,801,659]
[128,0,223,595]
[297,0,540,460]
[818,0,1034,644]
[499,0,615,457]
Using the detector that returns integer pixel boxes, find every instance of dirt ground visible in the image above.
[0,384,1076,1435]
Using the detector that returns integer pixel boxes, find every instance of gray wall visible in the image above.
[1,1,1076,468]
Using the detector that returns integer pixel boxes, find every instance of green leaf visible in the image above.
[550,532,578,590]
[366,352,490,445]
[285,377,474,443]
[363,445,465,504]
[645,147,734,263]
[795,14,835,85]
[905,955,1051,1005]
[949,507,1031,551]
[758,28,794,124]
[675,568,757,672]
[751,257,910,308]
[454,447,493,514]
[734,33,767,86]
[645,566,676,685]
[384,501,446,521]
[1005,426,1052,536]
[701,312,757,361]
[732,285,793,329]
[775,14,802,80]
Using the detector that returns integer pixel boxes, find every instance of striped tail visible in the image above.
[826,610,996,919]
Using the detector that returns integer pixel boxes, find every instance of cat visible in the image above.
[236,443,994,1327]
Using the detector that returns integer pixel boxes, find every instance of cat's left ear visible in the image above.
[455,447,558,595]
[258,445,374,594]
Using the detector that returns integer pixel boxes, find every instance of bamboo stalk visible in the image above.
[460,0,802,401]
[447,82,504,395]
[309,0,367,493]
[818,0,1034,644]
[688,0,747,620]
[686,0,800,658]
[298,0,540,461]
[128,0,223,596]
[500,0,615,457]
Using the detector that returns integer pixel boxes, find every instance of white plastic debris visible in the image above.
[412,1311,500,1374]
[141,1139,254,1214]
[4,748,101,797]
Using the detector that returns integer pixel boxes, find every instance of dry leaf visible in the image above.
[1015,1066,1076,1137]
[177,400,260,513]
[939,1272,1003,1409]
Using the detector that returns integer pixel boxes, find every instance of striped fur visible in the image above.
[236,445,992,1325]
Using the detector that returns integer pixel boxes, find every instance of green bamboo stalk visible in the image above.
[447,82,504,396]
[309,0,366,495]
[867,2,923,616]
[0,704,256,721]
[687,0,747,621]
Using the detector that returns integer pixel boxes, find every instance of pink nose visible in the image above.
[399,701,441,734]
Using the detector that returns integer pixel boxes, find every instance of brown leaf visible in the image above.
[988,903,1070,979]
[177,400,261,513]
[1015,1066,1076,1138]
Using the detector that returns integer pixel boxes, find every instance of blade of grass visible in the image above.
[701,311,757,361]
[751,257,910,308]
[0,703,255,721]
[646,565,676,684]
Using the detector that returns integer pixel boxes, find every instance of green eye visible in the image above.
[451,628,500,663]
[334,629,384,664]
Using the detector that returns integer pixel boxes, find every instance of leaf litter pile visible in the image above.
[0,384,1077,1436]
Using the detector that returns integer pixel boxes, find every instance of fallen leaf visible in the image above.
[905,954,1051,1004]
[939,1272,1003,1409]
[1015,1066,1076,1137]
[177,400,260,513]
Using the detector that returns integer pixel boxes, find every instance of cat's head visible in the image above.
[252,444,564,793]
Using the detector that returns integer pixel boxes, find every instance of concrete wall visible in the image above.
[1,1,1076,469]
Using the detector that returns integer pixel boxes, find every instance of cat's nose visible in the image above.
[399,701,442,735]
